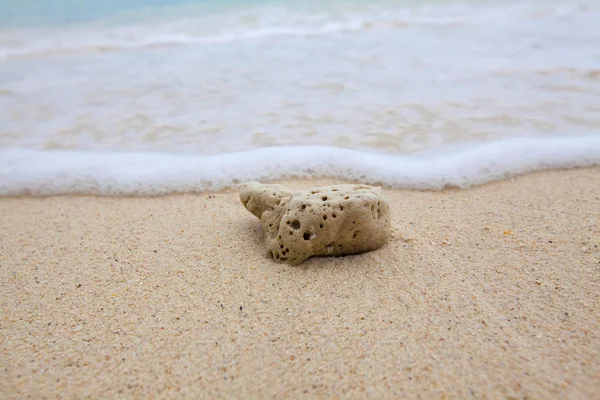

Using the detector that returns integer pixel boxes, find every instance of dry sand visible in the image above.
[1,168,599,399]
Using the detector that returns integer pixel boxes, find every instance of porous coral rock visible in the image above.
[240,182,391,265]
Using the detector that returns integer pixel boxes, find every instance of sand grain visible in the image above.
[1,168,599,399]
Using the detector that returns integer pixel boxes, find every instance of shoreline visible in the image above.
[1,167,599,398]
[3,136,600,196]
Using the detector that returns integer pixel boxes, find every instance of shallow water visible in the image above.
[0,0,599,194]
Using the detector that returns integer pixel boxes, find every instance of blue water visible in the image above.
[0,0,491,27]
[0,0,215,26]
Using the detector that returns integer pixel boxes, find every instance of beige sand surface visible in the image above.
[1,168,599,399]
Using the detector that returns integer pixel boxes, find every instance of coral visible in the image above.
[240,182,391,265]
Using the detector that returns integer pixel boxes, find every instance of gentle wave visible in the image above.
[0,20,371,59]
[1,136,599,196]
[0,9,475,60]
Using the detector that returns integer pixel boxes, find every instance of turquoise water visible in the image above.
[0,0,218,26]
[0,0,490,27]
[2,0,335,27]
[0,0,599,194]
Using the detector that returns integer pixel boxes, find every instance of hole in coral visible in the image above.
[332,189,338,191]
[275,253,280,260]
[323,215,328,220]
[339,206,344,211]
[290,220,301,230]
[344,196,350,200]
[280,257,287,261]
[286,221,290,225]
[322,196,328,201]
[301,205,307,210]
[289,231,293,235]
[280,244,284,249]
[303,232,315,241]
[352,231,360,238]
[332,213,337,218]
[319,223,323,228]
[371,204,379,219]
[275,199,281,205]
[277,235,282,240]
[285,248,289,252]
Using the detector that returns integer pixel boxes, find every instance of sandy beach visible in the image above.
[1,167,599,399]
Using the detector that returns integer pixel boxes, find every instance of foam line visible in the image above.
[0,21,366,59]
[1,136,599,196]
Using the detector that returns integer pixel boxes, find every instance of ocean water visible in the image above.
[0,0,599,195]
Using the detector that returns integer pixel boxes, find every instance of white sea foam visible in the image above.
[1,136,599,196]
[0,21,369,59]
